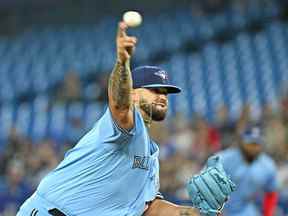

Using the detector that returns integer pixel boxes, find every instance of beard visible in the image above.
[240,145,260,163]
[139,98,167,121]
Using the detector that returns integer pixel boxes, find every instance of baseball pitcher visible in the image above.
[17,21,235,216]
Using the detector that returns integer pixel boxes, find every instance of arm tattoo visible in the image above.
[108,60,132,110]
[179,207,196,216]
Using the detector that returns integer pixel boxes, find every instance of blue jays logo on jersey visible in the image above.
[132,156,149,170]
[154,70,168,83]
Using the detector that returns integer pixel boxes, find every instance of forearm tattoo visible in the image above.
[108,60,132,109]
[179,207,196,216]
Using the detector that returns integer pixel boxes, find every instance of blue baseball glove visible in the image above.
[186,156,236,216]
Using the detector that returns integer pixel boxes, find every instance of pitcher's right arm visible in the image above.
[108,22,137,130]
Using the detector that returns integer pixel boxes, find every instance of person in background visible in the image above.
[218,125,278,216]
[55,71,82,103]
[0,160,33,215]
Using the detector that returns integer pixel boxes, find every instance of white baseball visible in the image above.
[123,11,142,28]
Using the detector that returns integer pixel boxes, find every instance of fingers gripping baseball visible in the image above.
[116,22,137,64]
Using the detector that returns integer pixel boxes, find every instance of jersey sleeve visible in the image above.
[94,106,140,145]
[264,160,278,192]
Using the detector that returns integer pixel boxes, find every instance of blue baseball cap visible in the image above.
[241,126,264,145]
[131,66,181,94]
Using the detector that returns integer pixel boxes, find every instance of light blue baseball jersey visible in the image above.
[17,107,160,216]
[218,148,277,216]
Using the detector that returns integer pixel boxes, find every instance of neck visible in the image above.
[135,102,153,128]
[141,108,153,128]
[143,116,152,128]
[240,147,258,164]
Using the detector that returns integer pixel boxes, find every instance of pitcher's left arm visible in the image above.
[144,199,199,216]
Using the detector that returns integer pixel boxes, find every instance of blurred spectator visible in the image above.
[159,153,200,203]
[95,73,109,102]
[262,106,287,162]
[84,72,108,102]
[0,160,33,215]
[5,127,30,158]
[193,115,221,161]
[55,71,82,103]
[168,113,196,159]
[34,140,58,180]
[0,127,32,176]
[215,105,237,149]
[25,153,43,189]
[66,116,85,144]
[280,91,288,161]
[236,104,252,135]
[64,104,87,147]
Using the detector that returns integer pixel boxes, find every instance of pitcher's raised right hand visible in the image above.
[116,21,137,64]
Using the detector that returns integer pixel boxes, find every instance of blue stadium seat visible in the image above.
[0,104,16,144]
[30,96,49,141]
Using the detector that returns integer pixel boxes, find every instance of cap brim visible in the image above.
[141,84,181,94]
[242,136,263,145]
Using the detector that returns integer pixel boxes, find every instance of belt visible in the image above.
[48,208,67,216]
